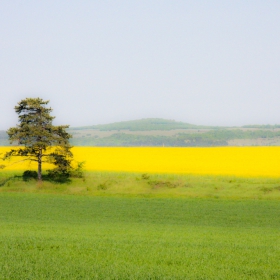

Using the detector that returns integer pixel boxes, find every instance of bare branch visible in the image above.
[1,158,31,168]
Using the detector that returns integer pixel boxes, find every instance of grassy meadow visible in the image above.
[1,193,280,279]
[1,146,280,279]
[1,171,280,199]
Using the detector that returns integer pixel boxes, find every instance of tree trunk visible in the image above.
[38,150,42,182]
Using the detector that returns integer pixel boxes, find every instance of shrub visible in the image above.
[141,173,150,180]
[22,170,38,181]
[97,183,107,190]
[70,161,85,178]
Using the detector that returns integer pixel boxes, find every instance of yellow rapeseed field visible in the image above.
[1,146,280,177]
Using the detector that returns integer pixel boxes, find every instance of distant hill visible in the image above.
[71,118,221,131]
[0,131,8,146]
[69,129,280,147]
[242,124,280,129]
[67,119,280,146]
[1,119,280,147]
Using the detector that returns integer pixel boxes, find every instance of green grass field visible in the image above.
[1,194,280,279]
[1,171,280,199]
[1,172,280,279]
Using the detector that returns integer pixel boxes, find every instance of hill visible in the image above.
[69,129,280,147]
[0,131,8,146]
[71,118,221,131]
[1,118,280,147]
[68,118,280,146]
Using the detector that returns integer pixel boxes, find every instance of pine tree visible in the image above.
[3,98,73,181]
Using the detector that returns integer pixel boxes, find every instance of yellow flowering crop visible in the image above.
[0,147,54,171]
[1,146,280,177]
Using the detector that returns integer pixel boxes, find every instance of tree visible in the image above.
[3,97,73,182]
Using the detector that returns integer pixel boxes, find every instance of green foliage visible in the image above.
[46,160,85,182]
[72,118,218,131]
[3,117,280,146]
[70,128,280,146]
[47,153,72,176]
[0,172,21,187]
[22,170,38,181]
[0,194,280,279]
[148,180,179,189]
[141,173,150,180]
[70,161,85,178]
[70,132,226,146]
[46,170,70,183]
[3,98,73,181]
[97,183,107,190]
[1,171,280,200]
[178,129,280,142]
[242,124,280,129]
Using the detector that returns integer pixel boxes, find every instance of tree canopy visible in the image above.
[3,97,73,181]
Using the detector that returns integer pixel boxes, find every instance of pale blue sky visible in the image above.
[1,1,280,129]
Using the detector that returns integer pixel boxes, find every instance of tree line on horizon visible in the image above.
[70,129,280,147]
[1,113,280,147]
[2,126,280,147]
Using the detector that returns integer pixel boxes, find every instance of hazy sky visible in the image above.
[1,1,280,130]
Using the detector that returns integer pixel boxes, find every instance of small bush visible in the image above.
[97,183,107,190]
[260,186,273,193]
[47,169,70,183]
[148,180,179,189]
[141,173,150,180]
[70,161,85,178]
[23,170,38,181]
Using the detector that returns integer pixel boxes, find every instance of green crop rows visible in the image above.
[0,193,280,279]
